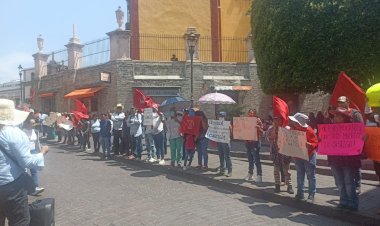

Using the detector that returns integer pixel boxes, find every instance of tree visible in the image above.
[251,0,380,94]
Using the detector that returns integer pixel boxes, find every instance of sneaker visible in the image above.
[32,187,45,196]
[307,193,315,202]
[356,186,361,195]
[274,184,281,193]
[149,157,156,163]
[159,159,165,165]
[295,193,305,200]
[177,163,182,168]
[244,173,254,181]
[226,172,232,177]
[218,170,225,175]
[287,185,294,194]
[255,175,262,183]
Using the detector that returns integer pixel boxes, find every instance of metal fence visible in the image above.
[133,33,248,63]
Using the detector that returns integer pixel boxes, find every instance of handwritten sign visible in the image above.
[364,127,380,162]
[143,108,153,126]
[277,128,309,160]
[58,120,74,131]
[180,115,201,135]
[206,120,230,143]
[233,117,257,141]
[318,123,365,156]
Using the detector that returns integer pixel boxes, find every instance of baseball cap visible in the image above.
[337,96,349,103]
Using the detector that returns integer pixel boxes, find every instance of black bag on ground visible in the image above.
[29,198,55,226]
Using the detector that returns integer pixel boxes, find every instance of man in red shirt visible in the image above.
[288,113,318,202]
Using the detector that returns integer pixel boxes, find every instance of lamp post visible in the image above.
[18,64,23,104]
[187,32,197,107]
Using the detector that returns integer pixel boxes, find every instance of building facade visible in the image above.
[0,80,21,104]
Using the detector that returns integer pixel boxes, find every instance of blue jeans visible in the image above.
[134,135,143,158]
[184,150,195,167]
[100,136,111,157]
[154,131,165,160]
[331,166,359,209]
[145,133,156,158]
[294,153,316,195]
[217,142,232,173]
[246,141,262,176]
[30,149,39,187]
[197,137,209,166]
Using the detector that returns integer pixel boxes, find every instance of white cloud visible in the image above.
[0,52,34,83]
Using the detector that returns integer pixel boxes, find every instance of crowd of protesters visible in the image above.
[20,96,380,216]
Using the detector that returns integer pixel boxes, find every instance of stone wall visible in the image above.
[32,59,328,119]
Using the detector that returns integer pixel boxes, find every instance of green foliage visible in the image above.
[251,0,380,94]
[218,104,247,121]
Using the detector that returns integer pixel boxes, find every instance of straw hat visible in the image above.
[115,103,124,109]
[0,99,30,126]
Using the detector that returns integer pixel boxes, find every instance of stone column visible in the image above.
[65,29,84,70]
[32,52,49,78]
[247,34,256,64]
[184,27,200,61]
[107,29,132,60]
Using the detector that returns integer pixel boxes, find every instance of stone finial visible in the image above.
[115,6,124,30]
[69,24,81,44]
[37,34,44,52]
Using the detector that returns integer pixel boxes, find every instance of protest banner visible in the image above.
[180,115,201,135]
[317,123,365,156]
[206,120,230,143]
[277,127,309,160]
[364,127,380,162]
[233,117,257,141]
[143,108,153,126]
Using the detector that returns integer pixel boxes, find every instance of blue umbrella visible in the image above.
[159,96,191,111]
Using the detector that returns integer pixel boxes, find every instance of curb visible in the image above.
[110,155,379,226]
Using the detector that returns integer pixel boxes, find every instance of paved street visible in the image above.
[31,145,354,226]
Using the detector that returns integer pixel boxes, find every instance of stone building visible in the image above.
[30,4,328,117]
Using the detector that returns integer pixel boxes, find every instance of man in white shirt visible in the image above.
[110,104,125,156]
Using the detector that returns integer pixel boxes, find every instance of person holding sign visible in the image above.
[244,109,264,183]
[288,113,318,202]
[327,107,361,211]
[268,116,293,194]
[216,112,232,177]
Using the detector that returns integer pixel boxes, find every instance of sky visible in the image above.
[0,0,127,83]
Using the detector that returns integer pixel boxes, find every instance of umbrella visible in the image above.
[198,93,236,104]
[159,96,191,111]
[366,83,380,107]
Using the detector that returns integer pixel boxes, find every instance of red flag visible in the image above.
[273,96,289,127]
[330,72,366,114]
[133,89,159,109]
[74,99,88,115]
[180,115,202,135]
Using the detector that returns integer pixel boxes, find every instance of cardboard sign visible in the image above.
[180,115,201,135]
[58,120,74,131]
[233,117,257,141]
[143,108,153,126]
[277,127,309,160]
[206,120,231,143]
[318,123,365,156]
[364,127,380,162]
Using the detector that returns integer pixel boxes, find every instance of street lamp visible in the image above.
[18,64,23,104]
[187,32,198,107]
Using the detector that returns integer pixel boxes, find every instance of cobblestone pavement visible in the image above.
[30,145,354,226]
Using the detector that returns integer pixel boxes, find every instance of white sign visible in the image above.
[58,120,74,131]
[277,127,309,160]
[143,108,153,126]
[233,117,258,141]
[206,120,231,143]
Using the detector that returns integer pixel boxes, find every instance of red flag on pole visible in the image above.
[74,99,88,115]
[273,96,289,127]
[329,72,366,114]
[133,89,159,109]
